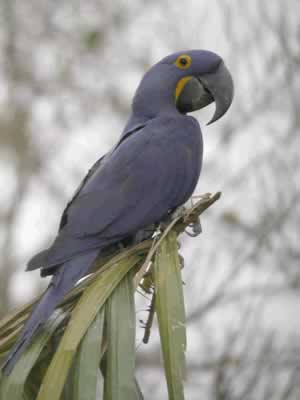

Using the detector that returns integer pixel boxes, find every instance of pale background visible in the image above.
[0,1,299,398]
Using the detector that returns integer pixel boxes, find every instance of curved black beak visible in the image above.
[177,62,234,125]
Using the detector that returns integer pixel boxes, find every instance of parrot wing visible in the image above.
[28,117,199,270]
[58,123,147,231]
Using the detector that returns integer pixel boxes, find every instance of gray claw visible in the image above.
[185,217,202,237]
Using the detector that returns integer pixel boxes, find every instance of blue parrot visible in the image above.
[2,50,233,374]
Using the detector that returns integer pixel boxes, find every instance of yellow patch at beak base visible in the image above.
[175,76,192,102]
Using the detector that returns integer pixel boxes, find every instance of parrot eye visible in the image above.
[175,54,192,70]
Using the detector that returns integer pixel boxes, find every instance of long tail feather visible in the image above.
[1,249,99,375]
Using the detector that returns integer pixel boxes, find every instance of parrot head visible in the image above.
[132,50,234,125]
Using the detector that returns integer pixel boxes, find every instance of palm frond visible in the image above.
[154,231,186,399]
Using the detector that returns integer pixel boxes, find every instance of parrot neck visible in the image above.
[131,64,178,120]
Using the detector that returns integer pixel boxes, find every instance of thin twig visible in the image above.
[142,293,156,344]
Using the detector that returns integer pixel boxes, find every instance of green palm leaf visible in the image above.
[36,254,142,400]
[103,270,137,400]
[154,231,186,400]
[0,309,65,400]
[64,309,105,400]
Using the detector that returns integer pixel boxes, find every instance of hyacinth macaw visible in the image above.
[2,49,233,374]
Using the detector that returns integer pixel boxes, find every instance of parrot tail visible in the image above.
[1,249,100,376]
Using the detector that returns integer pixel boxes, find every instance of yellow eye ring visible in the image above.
[175,54,192,69]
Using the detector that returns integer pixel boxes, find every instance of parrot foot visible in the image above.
[170,205,186,221]
[158,206,186,231]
